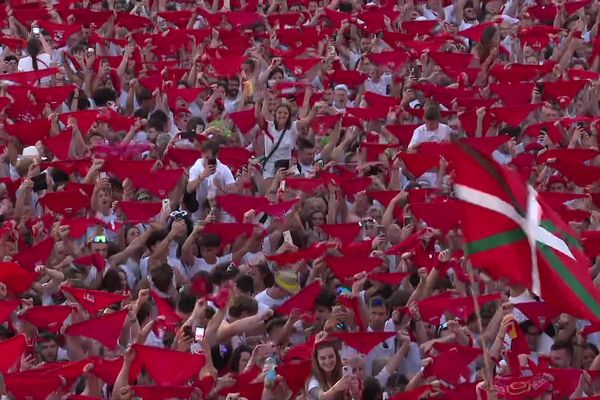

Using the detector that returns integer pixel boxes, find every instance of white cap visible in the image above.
[21,146,39,158]
[334,84,349,93]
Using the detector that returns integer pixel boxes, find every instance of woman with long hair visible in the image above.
[306,335,360,400]
[18,38,51,73]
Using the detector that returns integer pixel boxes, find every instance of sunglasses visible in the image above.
[370,298,386,308]
[92,235,107,244]
[170,210,188,219]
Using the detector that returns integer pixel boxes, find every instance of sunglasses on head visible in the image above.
[92,235,107,244]
[170,210,188,219]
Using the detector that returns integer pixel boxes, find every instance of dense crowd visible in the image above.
[1,0,600,399]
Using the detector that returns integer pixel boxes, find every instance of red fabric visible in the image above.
[65,309,128,349]
[132,344,206,385]
[0,334,27,372]
[62,286,127,315]
[19,305,72,333]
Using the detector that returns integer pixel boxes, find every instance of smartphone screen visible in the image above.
[195,327,205,342]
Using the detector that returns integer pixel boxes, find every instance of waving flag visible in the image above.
[446,143,600,321]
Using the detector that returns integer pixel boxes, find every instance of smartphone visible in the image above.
[32,27,40,35]
[98,172,108,179]
[264,356,277,388]
[283,230,293,245]
[162,198,170,209]
[87,47,95,54]
[207,158,217,167]
[274,159,290,171]
[31,172,47,192]
[342,365,352,377]
[383,393,389,400]
[195,327,205,342]
[377,225,386,236]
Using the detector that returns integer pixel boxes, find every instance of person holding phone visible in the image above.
[187,139,235,219]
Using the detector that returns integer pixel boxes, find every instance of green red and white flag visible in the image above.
[445,143,600,321]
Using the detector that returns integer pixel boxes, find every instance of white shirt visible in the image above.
[408,123,452,150]
[365,75,392,96]
[263,120,299,179]
[186,253,233,277]
[255,289,288,313]
[18,54,51,72]
[188,158,235,213]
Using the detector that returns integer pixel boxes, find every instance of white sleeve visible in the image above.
[408,128,422,149]
[188,160,202,181]
[221,166,235,186]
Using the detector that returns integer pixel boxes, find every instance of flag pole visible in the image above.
[466,259,495,388]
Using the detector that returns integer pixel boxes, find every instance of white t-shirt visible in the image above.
[408,123,452,150]
[255,289,288,313]
[188,158,235,213]
[263,120,299,178]
[365,76,392,96]
[18,54,51,72]
[186,253,233,276]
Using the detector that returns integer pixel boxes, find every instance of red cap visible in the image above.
[489,82,535,106]
[1,68,59,85]
[132,344,206,385]
[0,334,27,373]
[284,177,326,193]
[65,309,128,349]
[367,50,409,71]
[131,386,195,400]
[330,331,395,354]
[39,190,89,216]
[5,118,51,145]
[13,237,55,271]
[228,108,257,134]
[118,201,162,223]
[325,255,383,280]
[397,152,439,177]
[61,286,128,315]
[216,194,270,222]
[515,301,559,331]
[201,222,256,245]
[218,146,253,173]
[0,262,37,295]
[320,223,361,245]
[0,299,19,324]
[165,147,203,168]
[4,372,63,400]
[19,305,72,334]
[490,103,541,127]
[276,280,323,315]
